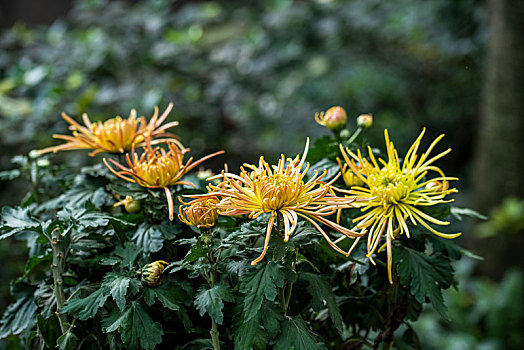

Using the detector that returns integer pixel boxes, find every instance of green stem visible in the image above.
[281,248,299,316]
[51,228,68,334]
[205,229,220,350]
[346,127,363,146]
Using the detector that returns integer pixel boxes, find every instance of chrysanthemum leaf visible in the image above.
[61,286,110,321]
[274,315,327,350]
[102,272,141,312]
[102,301,163,350]
[233,310,266,350]
[194,284,234,325]
[0,206,40,239]
[131,222,165,254]
[300,272,344,334]
[395,246,453,319]
[240,261,285,321]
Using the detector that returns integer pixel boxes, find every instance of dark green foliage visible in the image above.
[396,246,454,319]
[103,301,164,350]
[194,284,234,325]
[240,262,285,321]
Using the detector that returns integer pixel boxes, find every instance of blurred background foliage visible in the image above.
[1,0,523,348]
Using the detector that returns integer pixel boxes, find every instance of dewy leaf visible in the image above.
[274,316,326,350]
[0,206,40,239]
[300,272,344,334]
[395,246,453,319]
[103,272,138,311]
[240,261,285,321]
[61,287,109,321]
[0,296,38,338]
[194,284,234,325]
[131,223,165,254]
[103,301,163,350]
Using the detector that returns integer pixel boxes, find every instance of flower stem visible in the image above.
[205,228,221,350]
[346,127,363,145]
[50,228,68,334]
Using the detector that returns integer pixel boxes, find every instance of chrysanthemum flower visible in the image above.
[103,143,223,221]
[178,196,220,229]
[339,129,461,283]
[38,103,179,156]
[192,139,365,266]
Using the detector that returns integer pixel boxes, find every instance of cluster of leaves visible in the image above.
[0,123,482,350]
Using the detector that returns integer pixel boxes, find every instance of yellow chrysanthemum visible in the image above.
[336,156,371,188]
[191,139,365,266]
[38,103,179,156]
[339,129,461,283]
[103,143,223,221]
[178,196,220,228]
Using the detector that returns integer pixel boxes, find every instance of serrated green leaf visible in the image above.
[61,287,109,320]
[143,281,186,311]
[300,272,344,333]
[260,303,284,338]
[274,316,326,350]
[103,301,163,350]
[194,284,234,325]
[57,330,78,350]
[15,254,51,283]
[103,273,138,311]
[395,246,453,319]
[0,295,37,337]
[115,242,140,267]
[132,223,165,254]
[240,261,285,321]
[184,240,208,263]
[37,175,110,211]
[233,312,266,350]
[0,206,40,239]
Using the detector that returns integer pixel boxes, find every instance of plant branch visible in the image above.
[50,227,68,334]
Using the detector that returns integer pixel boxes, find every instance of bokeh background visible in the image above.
[0,0,523,349]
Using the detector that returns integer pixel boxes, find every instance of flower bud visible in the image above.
[315,106,347,131]
[356,114,373,129]
[141,260,169,287]
[337,158,366,187]
[178,196,220,228]
[113,195,142,213]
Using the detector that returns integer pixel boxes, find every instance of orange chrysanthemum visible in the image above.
[191,139,366,265]
[104,143,223,221]
[38,103,179,156]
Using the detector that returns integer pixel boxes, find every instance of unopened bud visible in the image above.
[315,106,347,131]
[113,195,142,213]
[142,260,169,287]
[356,114,373,129]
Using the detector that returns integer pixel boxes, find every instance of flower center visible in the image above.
[258,173,302,211]
[368,167,412,206]
[92,117,140,152]
[134,154,181,187]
